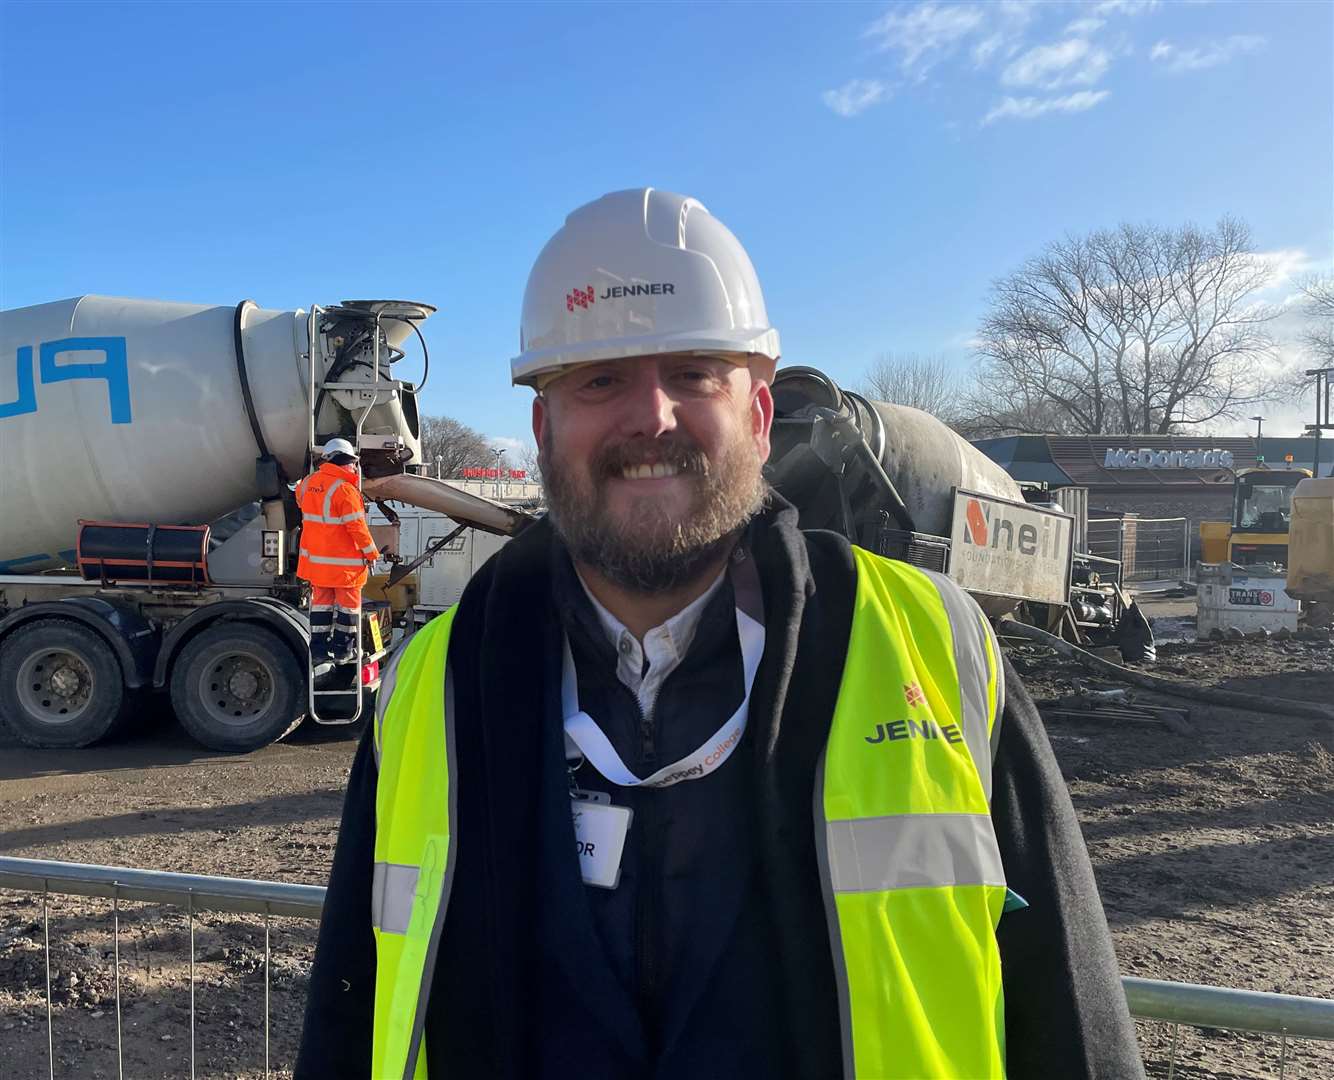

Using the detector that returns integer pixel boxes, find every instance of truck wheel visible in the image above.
[0,619,130,748]
[170,624,303,752]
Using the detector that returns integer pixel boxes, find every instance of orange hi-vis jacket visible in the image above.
[295,462,380,589]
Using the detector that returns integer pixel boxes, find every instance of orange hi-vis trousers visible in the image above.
[311,584,361,651]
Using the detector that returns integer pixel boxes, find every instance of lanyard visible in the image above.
[562,555,766,790]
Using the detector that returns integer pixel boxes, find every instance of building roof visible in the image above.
[974,434,1334,487]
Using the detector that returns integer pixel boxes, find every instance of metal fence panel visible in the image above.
[3,856,1333,1077]
[1088,517,1190,583]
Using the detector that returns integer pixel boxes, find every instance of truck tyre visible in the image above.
[170,623,304,752]
[0,618,131,748]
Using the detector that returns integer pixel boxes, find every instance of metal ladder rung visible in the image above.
[313,688,360,697]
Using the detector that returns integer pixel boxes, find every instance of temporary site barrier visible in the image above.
[2,856,1332,1078]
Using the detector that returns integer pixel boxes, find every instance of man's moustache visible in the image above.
[594,440,710,478]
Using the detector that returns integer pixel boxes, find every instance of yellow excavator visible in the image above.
[1199,466,1312,568]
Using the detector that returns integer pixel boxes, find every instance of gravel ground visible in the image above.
[1,594,1331,1078]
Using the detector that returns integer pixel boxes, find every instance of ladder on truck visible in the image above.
[302,302,424,725]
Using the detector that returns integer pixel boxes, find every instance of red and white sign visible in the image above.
[459,468,527,479]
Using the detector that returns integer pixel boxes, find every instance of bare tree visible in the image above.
[969,217,1279,435]
[1299,274,1334,368]
[418,415,494,477]
[952,391,1086,440]
[858,353,961,419]
[513,443,543,485]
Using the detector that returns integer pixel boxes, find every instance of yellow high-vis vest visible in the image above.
[368,547,1007,1080]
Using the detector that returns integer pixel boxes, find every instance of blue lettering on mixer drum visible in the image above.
[2,336,132,423]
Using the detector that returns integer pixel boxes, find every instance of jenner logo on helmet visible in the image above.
[566,282,676,312]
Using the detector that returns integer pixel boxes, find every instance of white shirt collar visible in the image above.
[575,567,728,719]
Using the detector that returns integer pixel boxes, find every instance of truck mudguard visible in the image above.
[0,597,157,689]
[153,597,309,688]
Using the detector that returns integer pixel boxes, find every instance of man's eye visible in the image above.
[582,374,617,390]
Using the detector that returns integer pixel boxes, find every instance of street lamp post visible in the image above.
[1251,415,1265,441]
[493,448,507,498]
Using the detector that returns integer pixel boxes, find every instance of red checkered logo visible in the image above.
[904,682,926,708]
[566,285,595,313]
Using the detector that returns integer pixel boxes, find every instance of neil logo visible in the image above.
[961,497,1060,558]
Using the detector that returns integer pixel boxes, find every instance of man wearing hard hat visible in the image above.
[298,190,1142,1078]
[295,439,379,665]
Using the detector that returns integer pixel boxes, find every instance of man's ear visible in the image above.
[532,394,546,447]
[751,379,774,464]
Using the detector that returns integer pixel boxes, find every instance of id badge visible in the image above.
[571,799,632,889]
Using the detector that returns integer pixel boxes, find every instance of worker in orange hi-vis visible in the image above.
[295,439,380,664]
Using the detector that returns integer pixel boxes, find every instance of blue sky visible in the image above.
[2,0,1330,447]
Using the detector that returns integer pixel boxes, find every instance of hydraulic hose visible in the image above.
[1001,618,1334,723]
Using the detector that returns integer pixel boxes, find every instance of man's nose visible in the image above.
[617,374,677,439]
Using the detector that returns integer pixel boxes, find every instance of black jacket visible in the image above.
[296,503,1144,1079]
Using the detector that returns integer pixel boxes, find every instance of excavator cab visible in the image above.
[1228,468,1310,568]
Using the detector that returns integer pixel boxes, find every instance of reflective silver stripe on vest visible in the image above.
[299,549,367,566]
[371,862,420,935]
[303,510,368,525]
[825,812,1005,893]
[922,570,998,801]
[373,639,412,769]
[323,478,345,519]
[402,663,460,1080]
[984,613,1006,761]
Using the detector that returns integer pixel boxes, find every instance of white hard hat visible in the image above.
[511,188,781,387]
[321,438,358,460]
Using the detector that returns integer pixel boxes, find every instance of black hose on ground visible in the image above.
[1000,618,1334,724]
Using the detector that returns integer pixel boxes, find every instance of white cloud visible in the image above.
[1091,0,1160,15]
[1255,249,1318,292]
[971,33,1006,67]
[488,435,529,457]
[1002,38,1110,89]
[864,2,985,73]
[997,1,1039,22]
[1150,34,1265,72]
[835,0,1169,127]
[1065,16,1106,35]
[822,78,888,117]
[983,89,1110,124]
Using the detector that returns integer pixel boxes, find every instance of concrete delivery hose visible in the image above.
[1000,618,1334,724]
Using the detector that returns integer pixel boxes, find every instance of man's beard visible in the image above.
[541,427,767,593]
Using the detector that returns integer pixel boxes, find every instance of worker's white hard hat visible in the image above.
[511,188,781,388]
[320,438,358,460]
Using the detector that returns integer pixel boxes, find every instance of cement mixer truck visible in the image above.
[766,367,1152,658]
[0,295,530,752]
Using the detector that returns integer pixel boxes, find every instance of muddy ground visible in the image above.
[1,593,1332,1079]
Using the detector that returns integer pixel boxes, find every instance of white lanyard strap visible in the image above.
[563,554,766,789]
